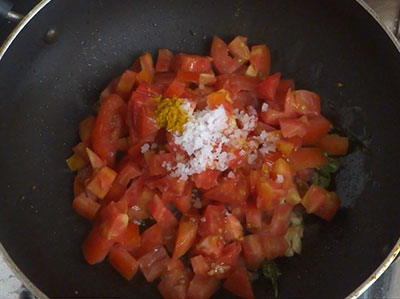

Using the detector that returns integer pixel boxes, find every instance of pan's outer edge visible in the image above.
[0,0,399,298]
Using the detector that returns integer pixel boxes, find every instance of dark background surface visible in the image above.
[0,0,399,298]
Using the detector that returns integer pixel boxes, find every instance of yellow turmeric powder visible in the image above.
[156,97,189,133]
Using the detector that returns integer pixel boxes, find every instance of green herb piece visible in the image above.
[313,157,340,189]
[262,260,281,297]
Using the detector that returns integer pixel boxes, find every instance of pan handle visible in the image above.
[0,0,23,22]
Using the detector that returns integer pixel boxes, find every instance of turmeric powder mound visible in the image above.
[156,97,189,133]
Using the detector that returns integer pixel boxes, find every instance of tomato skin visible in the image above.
[228,36,250,61]
[259,108,297,126]
[192,169,220,190]
[216,241,242,268]
[247,45,271,78]
[267,203,293,236]
[138,246,169,282]
[115,160,142,187]
[289,147,328,171]
[72,192,100,220]
[119,221,140,250]
[279,117,308,138]
[198,205,226,237]
[242,234,264,269]
[180,54,212,73]
[91,94,128,166]
[86,167,117,200]
[318,134,349,156]
[211,36,242,74]
[223,267,255,299]
[164,79,186,98]
[108,246,139,280]
[224,214,244,242]
[173,215,199,259]
[187,275,220,299]
[246,203,262,230]
[156,49,174,72]
[257,72,281,101]
[258,234,289,259]
[285,90,321,116]
[116,70,137,100]
[302,115,331,145]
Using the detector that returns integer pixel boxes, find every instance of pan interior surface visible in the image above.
[0,0,399,298]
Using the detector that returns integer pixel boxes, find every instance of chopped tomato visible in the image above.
[148,195,178,231]
[318,134,349,156]
[242,234,264,269]
[258,234,289,259]
[257,72,281,101]
[267,203,292,236]
[198,205,226,237]
[115,160,142,187]
[259,108,297,126]
[164,78,186,98]
[86,167,117,199]
[91,94,128,166]
[173,215,199,259]
[216,241,242,268]
[302,115,331,145]
[302,184,340,221]
[276,136,302,156]
[79,116,95,143]
[191,255,210,277]
[133,223,163,258]
[138,246,169,282]
[148,153,175,176]
[211,36,242,74]
[223,267,255,299]
[72,192,100,220]
[285,90,321,116]
[187,275,220,299]
[279,117,308,138]
[85,147,106,169]
[192,169,220,190]
[108,246,139,280]
[247,45,271,78]
[289,147,328,171]
[180,54,212,73]
[116,70,137,100]
[158,265,192,299]
[127,186,155,220]
[246,203,262,230]
[66,152,88,171]
[119,221,140,250]
[156,49,174,72]
[228,36,250,61]
[196,235,224,259]
[82,226,115,265]
[224,214,244,242]
[256,178,285,211]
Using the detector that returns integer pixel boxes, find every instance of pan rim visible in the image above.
[0,0,399,298]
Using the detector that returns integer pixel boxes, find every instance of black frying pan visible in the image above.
[0,0,399,298]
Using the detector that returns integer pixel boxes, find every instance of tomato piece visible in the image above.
[164,78,186,98]
[192,169,220,190]
[138,246,169,282]
[133,223,163,258]
[302,185,340,221]
[275,136,302,156]
[86,167,117,199]
[115,160,142,187]
[272,158,293,189]
[203,174,249,205]
[91,94,128,166]
[158,265,192,299]
[246,203,262,230]
[187,275,220,299]
[216,241,242,268]
[211,36,242,74]
[173,215,199,259]
[279,117,308,138]
[191,255,210,277]
[66,152,88,171]
[257,72,281,101]
[198,205,226,237]
[302,115,331,145]
[139,52,155,78]
[127,186,155,220]
[99,213,129,241]
[108,246,139,280]
[223,267,255,299]
[180,54,212,73]
[72,142,89,162]
[148,153,175,176]
[318,134,349,156]
[258,234,289,259]
[275,79,295,108]
[259,108,297,126]
[72,192,100,220]
[247,45,271,78]
[256,178,285,211]
[148,195,178,231]
[74,167,92,196]
[116,70,137,100]
[228,36,250,61]
[285,90,321,117]
[79,116,95,143]
[216,74,262,94]
[119,221,140,250]
[86,147,106,169]
[224,214,244,242]
[156,49,174,72]
[268,203,293,236]
[196,235,224,259]
[242,234,264,269]
[289,147,328,171]
[82,226,115,265]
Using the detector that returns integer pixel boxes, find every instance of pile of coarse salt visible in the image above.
[163,104,277,180]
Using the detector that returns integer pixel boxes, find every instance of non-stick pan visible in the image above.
[0,0,399,298]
